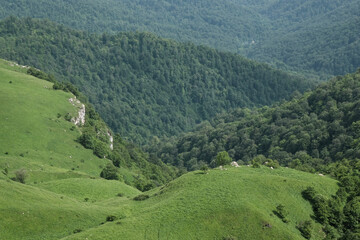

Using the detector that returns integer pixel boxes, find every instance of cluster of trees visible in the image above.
[0,17,312,144]
[302,158,360,239]
[0,1,358,77]
[147,69,360,173]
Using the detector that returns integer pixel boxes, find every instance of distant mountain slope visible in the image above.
[247,0,360,76]
[0,0,358,76]
[0,17,312,144]
[147,69,360,172]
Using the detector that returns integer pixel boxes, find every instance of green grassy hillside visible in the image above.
[0,59,106,181]
[0,59,339,239]
[63,167,337,240]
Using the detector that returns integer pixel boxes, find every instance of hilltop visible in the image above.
[0,17,313,144]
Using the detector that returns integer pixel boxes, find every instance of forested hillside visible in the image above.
[0,17,312,144]
[0,0,359,76]
[246,0,360,76]
[147,69,360,173]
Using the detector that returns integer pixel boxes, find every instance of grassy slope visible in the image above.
[0,60,338,240]
[0,59,104,181]
[64,167,337,240]
[0,60,140,239]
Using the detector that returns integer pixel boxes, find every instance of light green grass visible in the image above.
[64,167,337,240]
[37,178,140,202]
[0,60,105,180]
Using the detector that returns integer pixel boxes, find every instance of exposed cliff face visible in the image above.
[69,97,85,126]
[107,131,113,150]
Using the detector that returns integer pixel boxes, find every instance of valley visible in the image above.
[0,1,359,239]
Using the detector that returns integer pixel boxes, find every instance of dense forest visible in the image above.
[0,17,312,144]
[0,0,359,76]
[147,69,360,173]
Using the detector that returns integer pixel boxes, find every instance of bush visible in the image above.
[106,215,117,222]
[14,169,27,184]
[302,187,317,202]
[252,162,261,168]
[200,164,209,174]
[297,220,313,239]
[73,229,82,234]
[216,151,232,166]
[275,204,289,223]
[133,194,150,201]
[100,163,119,180]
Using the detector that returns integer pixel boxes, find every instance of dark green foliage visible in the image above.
[302,169,360,239]
[0,1,358,77]
[343,197,360,231]
[200,164,209,174]
[148,70,360,171]
[133,194,150,201]
[106,215,117,222]
[275,204,289,223]
[296,220,313,239]
[216,151,232,167]
[27,67,54,82]
[302,187,317,202]
[100,163,118,180]
[252,162,261,168]
[72,229,82,234]
[0,17,312,145]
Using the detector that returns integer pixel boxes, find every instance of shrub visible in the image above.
[252,162,261,168]
[275,204,289,223]
[302,187,317,202]
[100,162,119,180]
[297,220,313,239]
[106,215,117,222]
[14,169,27,184]
[200,164,209,174]
[216,151,232,166]
[133,194,150,201]
[73,229,82,234]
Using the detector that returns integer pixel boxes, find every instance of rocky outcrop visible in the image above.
[69,97,85,126]
[107,131,114,150]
